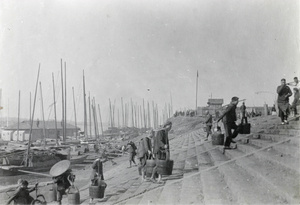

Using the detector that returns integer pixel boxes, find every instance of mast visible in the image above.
[72,87,78,140]
[39,82,46,147]
[118,109,120,128]
[147,101,151,128]
[17,90,20,141]
[7,99,9,127]
[97,104,104,139]
[29,92,32,123]
[170,92,173,117]
[52,73,58,145]
[61,59,65,142]
[92,102,97,140]
[143,99,146,128]
[26,64,40,167]
[109,98,112,128]
[83,70,87,139]
[93,98,99,140]
[121,97,124,127]
[64,62,67,141]
[88,92,92,138]
[139,105,142,129]
[195,70,199,115]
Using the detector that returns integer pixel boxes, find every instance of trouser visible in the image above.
[223,122,240,147]
[241,114,248,124]
[279,109,288,122]
[206,125,212,138]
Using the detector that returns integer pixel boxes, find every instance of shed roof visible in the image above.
[208,99,224,105]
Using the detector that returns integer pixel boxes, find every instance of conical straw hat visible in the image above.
[49,160,71,177]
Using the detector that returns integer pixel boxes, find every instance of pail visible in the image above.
[47,185,57,202]
[89,181,107,199]
[211,132,224,145]
[145,159,156,177]
[156,160,173,175]
[67,186,80,205]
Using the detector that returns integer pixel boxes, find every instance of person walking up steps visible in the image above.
[290,88,300,117]
[137,130,153,182]
[277,78,292,124]
[150,121,172,183]
[204,110,212,141]
[240,102,247,124]
[126,141,137,168]
[217,96,240,150]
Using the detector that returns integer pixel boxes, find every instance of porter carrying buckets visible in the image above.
[211,124,224,145]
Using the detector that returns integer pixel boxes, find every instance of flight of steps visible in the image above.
[75,116,298,204]
[112,116,300,205]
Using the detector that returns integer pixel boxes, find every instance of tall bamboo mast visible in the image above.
[17,90,20,141]
[39,82,46,147]
[52,73,58,145]
[83,70,87,139]
[98,104,104,139]
[26,64,40,167]
[64,62,67,141]
[88,93,92,138]
[121,97,124,127]
[72,87,78,140]
[60,59,65,141]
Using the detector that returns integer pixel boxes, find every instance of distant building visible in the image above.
[1,121,80,141]
[197,98,224,116]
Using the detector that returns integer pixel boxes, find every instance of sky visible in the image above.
[0,0,299,127]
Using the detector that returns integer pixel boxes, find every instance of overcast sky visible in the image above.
[0,0,299,126]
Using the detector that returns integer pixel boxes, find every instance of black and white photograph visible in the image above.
[0,0,299,204]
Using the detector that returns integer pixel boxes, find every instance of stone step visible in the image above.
[223,148,300,204]
[183,156,199,172]
[122,181,157,205]
[208,148,289,204]
[186,146,197,158]
[201,168,236,204]
[237,143,300,175]
[138,186,164,204]
[249,138,300,158]
[179,174,204,204]
[124,195,143,205]
[276,124,300,129]
[253,133,299,146]
[195,143,214,171]
[156,181,183,204]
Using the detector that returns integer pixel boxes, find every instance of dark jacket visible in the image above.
[153,129,168,154]
[219,103,237,124]
[137,137,152,158]
[277,85,292,103]
[205,114,212,126]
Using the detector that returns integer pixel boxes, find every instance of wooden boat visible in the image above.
[70,154,88,164]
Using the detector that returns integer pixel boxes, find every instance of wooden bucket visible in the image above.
[211,132,224,145]
[89,181,107,199]
[156,160,173,175]
[145,159,156,177]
